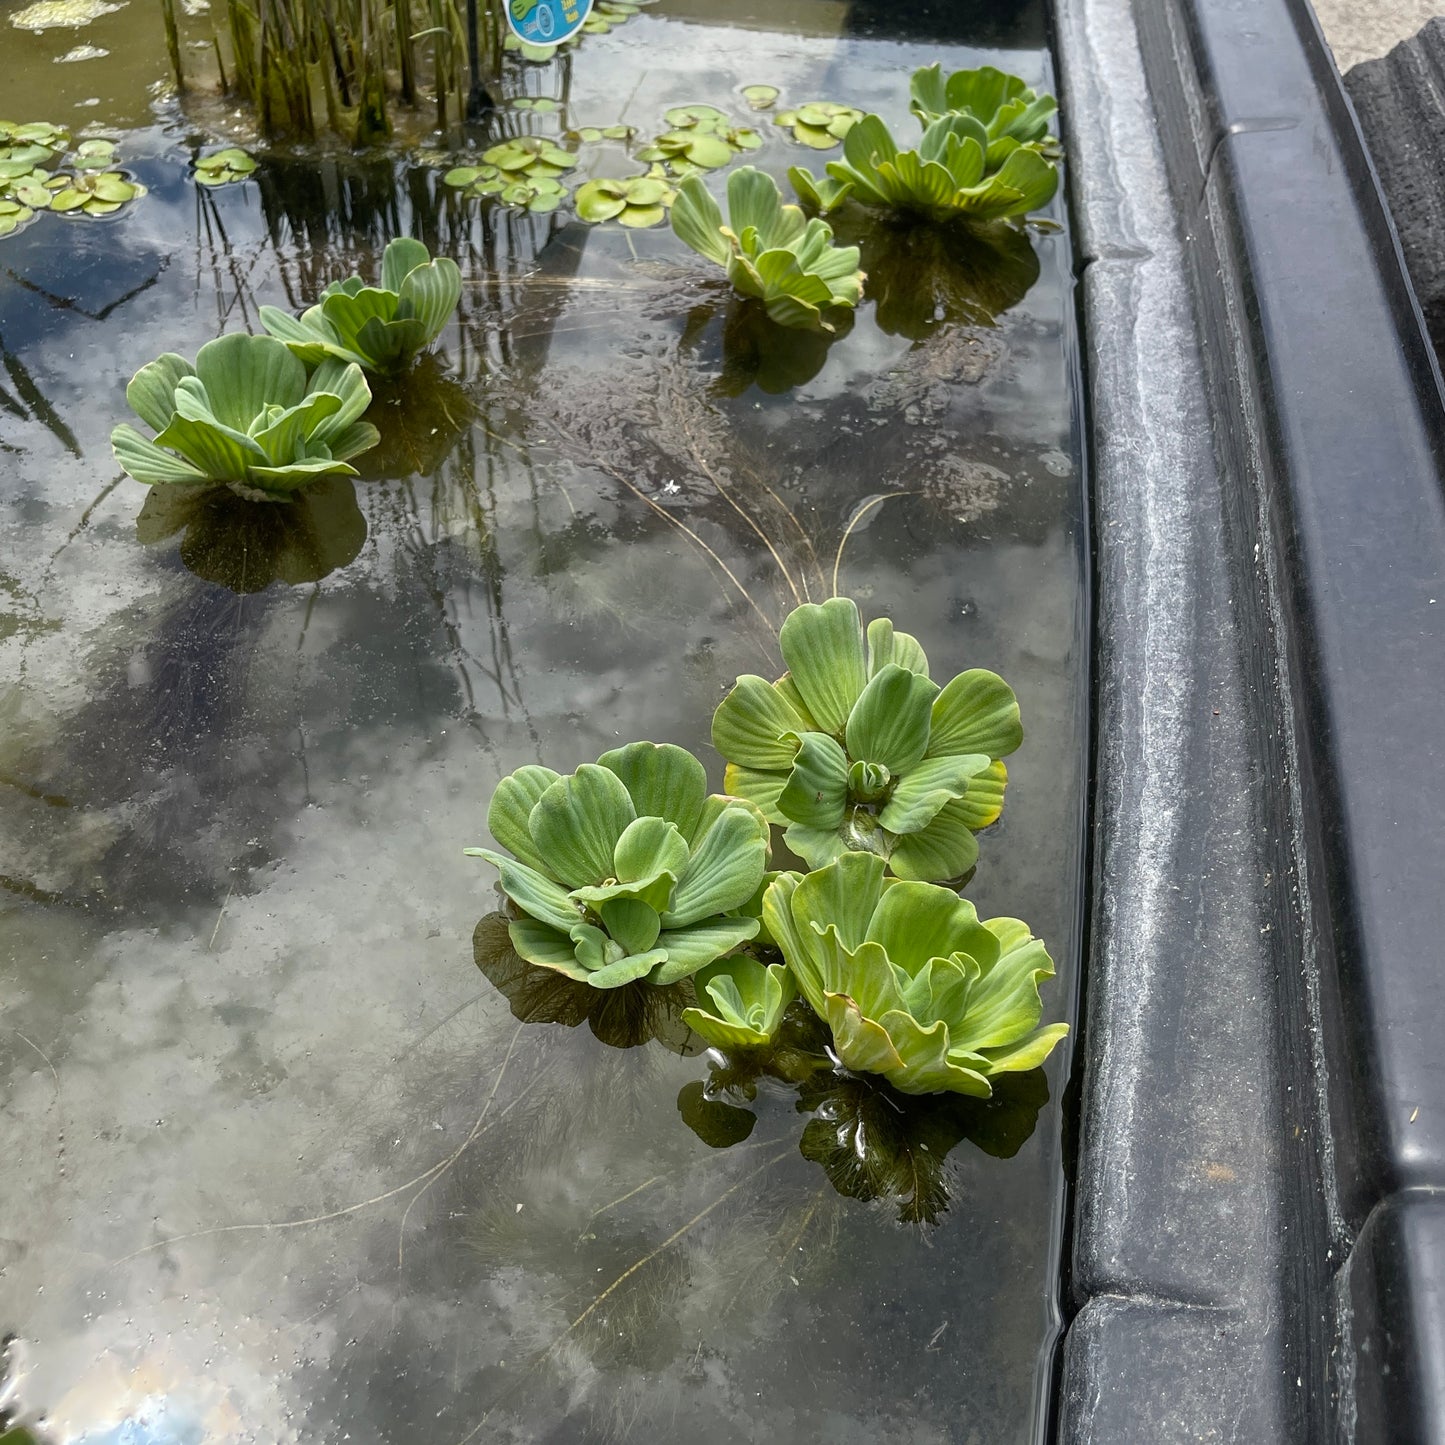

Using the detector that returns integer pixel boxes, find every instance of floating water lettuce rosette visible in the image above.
[259,236,461,375]
[713,597,1021,881]
[469,742,772,989]
[110,333,379,498]
[763,852,1067,1096]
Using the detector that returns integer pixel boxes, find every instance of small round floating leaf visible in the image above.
[794,123,836,149]
[575,178,628,220]
[617,202,665,227]
[622,176,666,204]
[742,84,779,109]
[49,186,85,211]
[443,166,483,186]
[82,197,122,214]
[527,193,562,212]
[91,172,136,202]
[677,133,732,168]
[575,126,603,142]
[601,124,634,140]
[665,103,728,130]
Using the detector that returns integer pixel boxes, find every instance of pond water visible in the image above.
[0,1,1087,1441]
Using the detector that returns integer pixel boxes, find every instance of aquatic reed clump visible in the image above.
[164,0,502,143]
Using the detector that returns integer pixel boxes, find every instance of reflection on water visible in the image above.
[830,209,1044,340]
[0,5,1083,1443]
[681,293,855,395]
[135,476,367,593]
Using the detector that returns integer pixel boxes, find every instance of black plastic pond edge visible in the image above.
[1052,0,1445,1439]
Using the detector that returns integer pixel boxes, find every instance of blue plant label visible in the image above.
[506,0,593,47]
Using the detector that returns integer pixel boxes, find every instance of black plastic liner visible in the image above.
[1055,0,1445,1437]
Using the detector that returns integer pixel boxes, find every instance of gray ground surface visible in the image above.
[1312,0,1441,69]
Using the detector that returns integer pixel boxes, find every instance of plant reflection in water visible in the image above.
[135,474,367,593]
[476,911,1045,1225]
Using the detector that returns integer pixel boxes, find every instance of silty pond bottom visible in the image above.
[0,1,1087,1440]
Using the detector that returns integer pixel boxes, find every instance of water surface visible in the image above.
[0,4,1086,1440]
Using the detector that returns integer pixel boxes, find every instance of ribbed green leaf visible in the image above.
[670,175,730,266]
[528,764,637,888]
[612,814,691,888]
[778,731,849,829]
[397,256,462,345]
[324,421,381,462]
[597,741,709,842]
[652,916,759,985]
[842,113,898,174]
[885,800,980,882]
[245,458,357,489]
[380,236,431,293]
[151,413,262,482]
[862,879,978,975]
[778,596,868,734]
[258,305,351,368]
[663,802,769,927]
[786,166,852,214]
[865,617,930,678]
[844,663,939,773]
[111,424,210,486]
[712,674,811,771]
[508,918,591,980]
[878,752,992,835]
[486,764,561,874]
[125,352,194,432]
[782,823,850,871]
[192,333,308,430]
[474,848,581,932]
[599,897,663,955]
[251,392,343,465]
[927,670,1022,759]
[721,763,788,825]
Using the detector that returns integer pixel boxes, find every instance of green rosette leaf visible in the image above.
[713,599,1020,882]
[112,334,377,498]
[763,854,1066,1096]
[472,744,769,990]
[791,90,1058,226]
[260,237,459,375]
[671,167,864,331]
[682,953,796,1049]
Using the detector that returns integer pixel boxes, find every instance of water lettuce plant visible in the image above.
[789,111,1058,224]
[259,237,462,375]
[764,852,1068,1096]
[469,742,771,989]
[670,166,864,332]
[111,334,379,497]
[682,951,796,1050]
[712,596,1021,880]
[908,63,1057,149]
[575,176,674,228]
